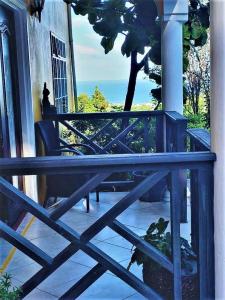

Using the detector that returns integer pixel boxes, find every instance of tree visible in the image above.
[91,86,109,112]
[184,38,210,126]
[77,87,109,112]
[70,0,160,111]
[70,0,210,111]
[78,93,94,112]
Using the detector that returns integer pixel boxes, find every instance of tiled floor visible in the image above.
[3,192,191,299]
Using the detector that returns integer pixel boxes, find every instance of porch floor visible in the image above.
[5,191,191,300]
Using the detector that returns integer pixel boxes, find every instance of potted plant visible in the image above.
[0,273,21,300]
[128,218,198,299]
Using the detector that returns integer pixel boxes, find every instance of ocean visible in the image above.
[76,79,156,105]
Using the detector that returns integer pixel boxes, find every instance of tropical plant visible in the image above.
[128,218,196,274]
[0,273,21,300]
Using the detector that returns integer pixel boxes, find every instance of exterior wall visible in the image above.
[27,0,74,122]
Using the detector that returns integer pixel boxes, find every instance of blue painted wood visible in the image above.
[0,129,215,300]
[61,120,104,153]
[101,118,141,153]
[187,128,211,151]
[170,171,182,299]
[0,152,216,176]
[166,111,188,223]
[21,244,79,297]
[197,166,215,299]
[50,172,110,220]
[46,110,163,121]
[111,220,174,273]
[80,171,168,242]
[90,119,114,141]
[80,241,163,299]
[156,114,164,153]
[0,221,53,267]
[59,263,106,299]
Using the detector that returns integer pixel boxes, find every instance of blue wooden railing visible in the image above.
[0,111,215,299]
[0,154,215,299]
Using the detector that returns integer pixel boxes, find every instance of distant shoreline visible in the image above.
[77,79,156,105]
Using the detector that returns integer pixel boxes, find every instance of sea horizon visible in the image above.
[76,79,156,105]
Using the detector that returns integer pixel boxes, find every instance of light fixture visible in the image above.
[26,0,45,22]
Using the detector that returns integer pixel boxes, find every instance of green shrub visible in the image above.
[0,273,21,300]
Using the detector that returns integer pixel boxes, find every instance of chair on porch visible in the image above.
[35,120,96,211]
[35,120,134,212]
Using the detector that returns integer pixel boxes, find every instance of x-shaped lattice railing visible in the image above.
[59,115,154,154]
[0,170,174,300]
[0,149,215,300]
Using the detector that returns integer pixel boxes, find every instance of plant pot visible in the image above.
[133,171,167,202]
[143,263,198,300]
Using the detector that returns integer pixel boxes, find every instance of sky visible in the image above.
[72,14,144,82]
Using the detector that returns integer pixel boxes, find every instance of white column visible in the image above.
[162,20,184,114]
[211,1,225,299]
[156,0,188,114]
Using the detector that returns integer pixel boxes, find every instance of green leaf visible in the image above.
[149,43,161,65]
[151,87,161,101]
[156,218,169,234]
[191,22,203,40]
[194,30,208,47]
[101,36,117,54]
[149,73,161,85]
[183,24,191,40]
[88,12,97,24]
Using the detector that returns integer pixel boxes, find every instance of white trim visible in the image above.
[0,0,37,201]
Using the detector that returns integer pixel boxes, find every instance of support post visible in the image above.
[211,1,225,298]
[155,0,188,114]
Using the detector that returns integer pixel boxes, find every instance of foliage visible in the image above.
[0,273,21,300]
[184,97,207,129]
[77,87,109,112]
[70,0,210,111]
[91,86,110,112]
[128,218,196,275]
[70,0,160,110]
[184,34,210,127]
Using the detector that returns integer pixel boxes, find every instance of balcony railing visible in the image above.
[0,110,215,299]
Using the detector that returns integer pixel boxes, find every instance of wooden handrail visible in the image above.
[45,110,163,121]
[0,152,216,176]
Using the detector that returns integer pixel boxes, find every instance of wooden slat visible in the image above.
[61,120,104,152]
[0,177,80,240]
[0,221,53,267]
[197,166,215,299]
[90,119,115,141]
[110,220,173,273]
[59,263,106,299]
[50,172,110,220]
[170,171,182,300]
[80,171,168,242]
[46,110,163,121]
[101,118,141,153]
[187,128,211,151]
[22,244,79,297]
[81,241,163,300]
[117,140,135,154]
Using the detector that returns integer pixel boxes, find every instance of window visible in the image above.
[50,33,68,113]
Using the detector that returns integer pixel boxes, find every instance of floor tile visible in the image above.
[2,191,192,299]
[24,289,57,299]
[76,273,136,300]
[38,261,91,295]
